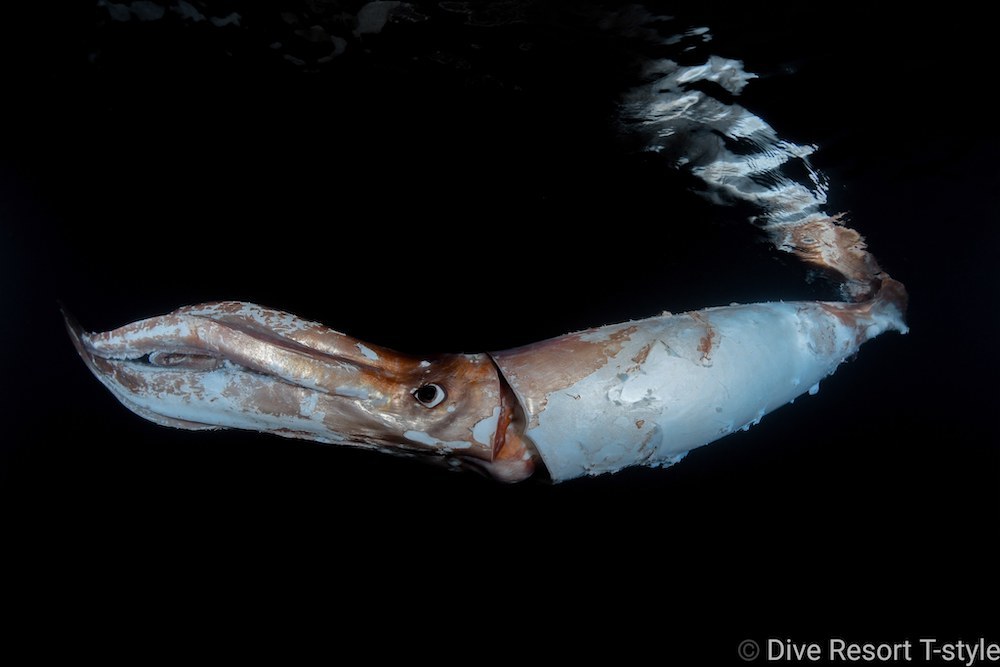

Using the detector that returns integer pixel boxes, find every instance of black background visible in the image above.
[2,2,996,662]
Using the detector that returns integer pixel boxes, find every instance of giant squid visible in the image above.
[65,47,908,483]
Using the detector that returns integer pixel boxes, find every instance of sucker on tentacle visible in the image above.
[65,278,906,483]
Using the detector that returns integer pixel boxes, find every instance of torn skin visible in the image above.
[66,279,905,482]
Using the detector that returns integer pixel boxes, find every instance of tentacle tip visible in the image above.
[59,303,89,354]
[61,305,116,392]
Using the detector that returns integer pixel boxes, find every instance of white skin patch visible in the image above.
[578,329,611,343]
[299,393,325,421]
[334,385,370,400]
[403,430,471,450]
[419,360,431,368]
[471,406,501,446]
[356,343,379,361]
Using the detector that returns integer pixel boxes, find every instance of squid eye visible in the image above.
[413,383,446,408]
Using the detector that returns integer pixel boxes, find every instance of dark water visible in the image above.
[2,2,996,660]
